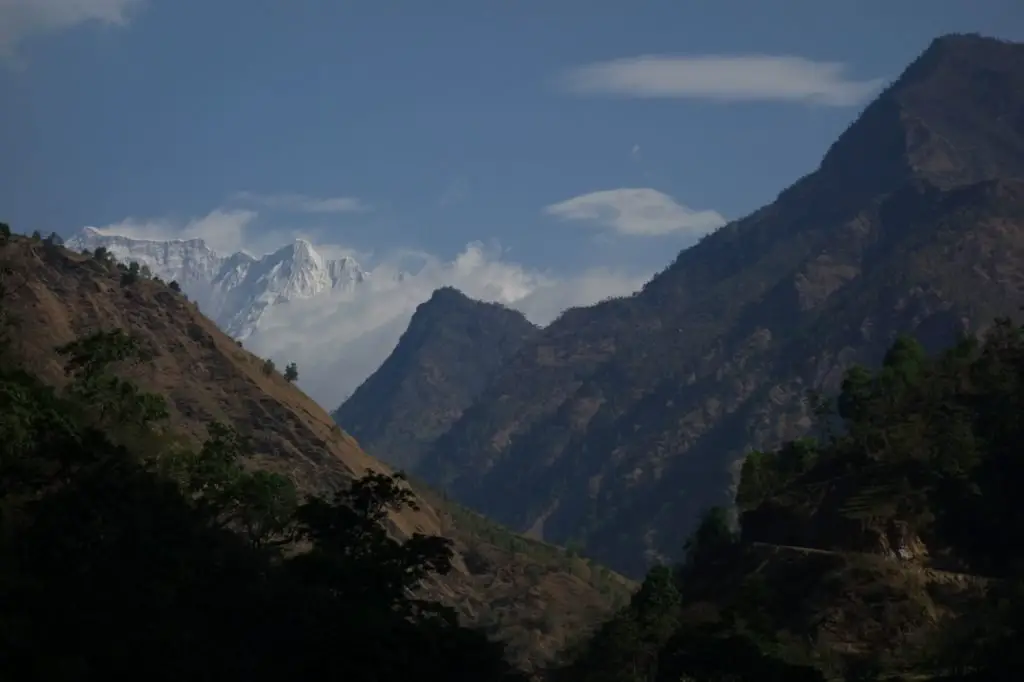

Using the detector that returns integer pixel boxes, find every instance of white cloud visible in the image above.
[545,188,725,237]
[0,0,142,56]
[231,191,370,214]
[88,206,652,410]
[558,54,884,106]
[246,240,650,408]
[89,209,258,254]
[514,267,649,325]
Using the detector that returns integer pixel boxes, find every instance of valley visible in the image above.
[4,27,1024,682]
[0,235,631,675]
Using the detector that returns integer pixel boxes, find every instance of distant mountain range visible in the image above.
[66,228,376,340]
[334,33,1024,577]
[64,228,426,405]
[62,229,638,409]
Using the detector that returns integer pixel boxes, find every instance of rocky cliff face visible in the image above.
[408,34,1024,577]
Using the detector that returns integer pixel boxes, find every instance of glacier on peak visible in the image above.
[65,228,372,339]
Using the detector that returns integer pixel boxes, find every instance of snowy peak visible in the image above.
[326,256,369,291]
[286,238,316,259]
[249,239,368,303]
[66,227,223,291]
[73,226,212,253]
[64,228,371,339]
[267,239,319,271]
[249,240,328,302]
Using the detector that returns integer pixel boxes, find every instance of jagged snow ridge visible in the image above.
[66,227,370,339]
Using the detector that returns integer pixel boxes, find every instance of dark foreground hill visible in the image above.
[403,33,1024,577]
[0,233,631,674]
[8,229,1021,681]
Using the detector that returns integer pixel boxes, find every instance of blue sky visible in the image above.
[3,0,1023,280]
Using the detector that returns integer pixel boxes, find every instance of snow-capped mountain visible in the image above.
[63,227,646,411]
[66,227,370,339]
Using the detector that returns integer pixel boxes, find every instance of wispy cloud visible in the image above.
[231,191,371,214]
[558,54,884,106]
[0,0,143,57]
[545,188,725,238]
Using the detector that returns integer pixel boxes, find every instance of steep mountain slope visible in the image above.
[9,237,383,500]
[0,235,632,673]
[414,34,1024,577]
[561,327,1024,681]
[66,228,373,339]
[333,286,539,470]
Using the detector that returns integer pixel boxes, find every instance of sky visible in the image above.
[2,0,1023,407]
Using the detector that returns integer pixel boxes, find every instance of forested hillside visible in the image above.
[557,324,1024,681]
[7,225,1022,679]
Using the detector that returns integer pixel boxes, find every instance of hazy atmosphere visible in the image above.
[5,0,1021,405]
[4,2,1024,680]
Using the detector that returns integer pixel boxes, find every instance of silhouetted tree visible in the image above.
[120,261,141,286]
[284,362,298,382]
[0,285,522,682]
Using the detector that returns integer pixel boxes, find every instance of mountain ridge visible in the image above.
[333,286,539,471]
[397,33,1024,577]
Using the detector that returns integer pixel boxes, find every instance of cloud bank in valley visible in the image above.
[89,208,653,409]
[249,241,651,409]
